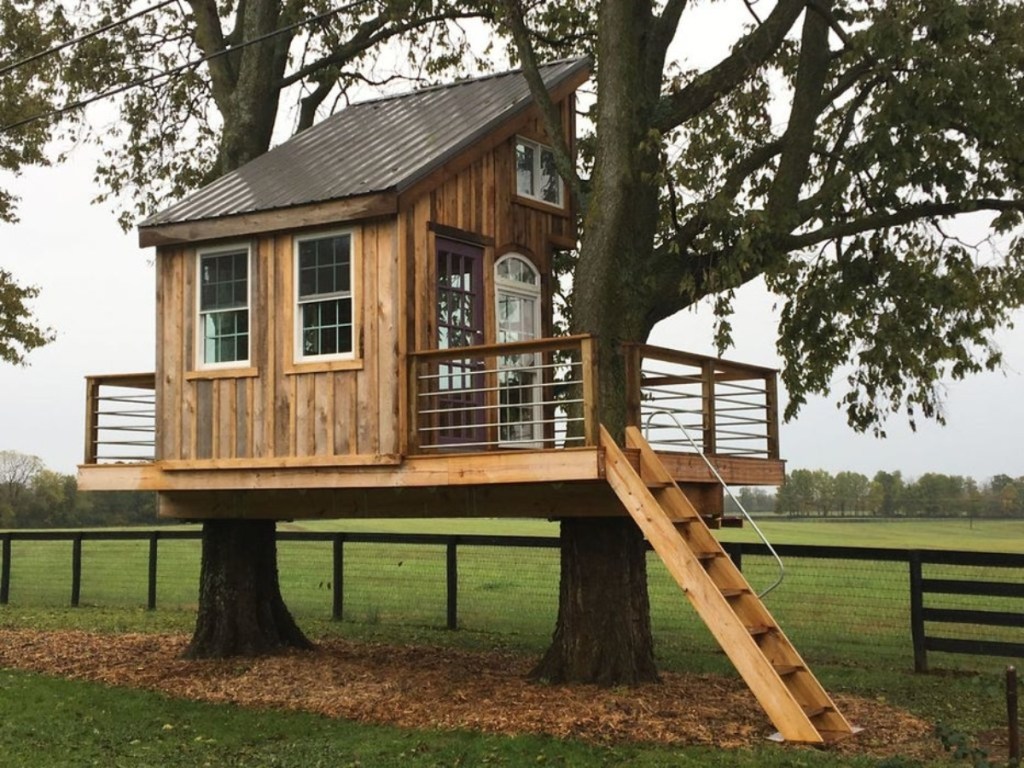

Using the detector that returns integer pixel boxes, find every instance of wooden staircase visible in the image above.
[601,425,858,744]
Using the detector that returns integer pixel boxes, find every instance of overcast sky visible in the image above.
[2,148,1023,482]
[2,6,1023,483]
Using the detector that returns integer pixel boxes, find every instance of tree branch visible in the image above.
[785,199,1024,249]
[186,0,236,108]
[649,0,688,68]
[653,0,807,132]
[496,0,582,206]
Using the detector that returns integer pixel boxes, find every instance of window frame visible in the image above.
[195,243,252,371]
[514,135,565,209]
[293,228,358,365]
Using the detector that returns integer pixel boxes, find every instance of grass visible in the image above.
[0,518,1019,765]
[0,669,913,768]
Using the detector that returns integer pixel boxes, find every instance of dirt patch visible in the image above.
[0,629,945,760]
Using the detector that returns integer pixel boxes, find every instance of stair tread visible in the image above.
[773,663,804,676]
[747,624,776,636]
[695,550,724,562]
[801,704,834,718]
[720,587,749,598]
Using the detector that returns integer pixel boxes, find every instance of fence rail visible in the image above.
[0,529,1020,672]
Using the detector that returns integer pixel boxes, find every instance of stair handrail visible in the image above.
[642,408,785,597]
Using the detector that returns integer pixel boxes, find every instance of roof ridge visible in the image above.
[348,57,589,109]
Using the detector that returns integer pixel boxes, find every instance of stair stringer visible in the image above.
[599,425,856,744]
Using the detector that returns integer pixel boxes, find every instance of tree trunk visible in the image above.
[532,517,658,684]
[185,519,313,658]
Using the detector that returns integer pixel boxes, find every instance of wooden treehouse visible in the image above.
[77,59,855,744]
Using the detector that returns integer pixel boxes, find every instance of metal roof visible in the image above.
[140,58,590,229]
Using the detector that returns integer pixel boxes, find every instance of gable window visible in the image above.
[515,136,563,207]
[198,245,250,367]
[295,231,354,360]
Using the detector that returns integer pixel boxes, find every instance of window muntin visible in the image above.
[295,231,355,361]
[515,137,563,207]
[198,246,250,367]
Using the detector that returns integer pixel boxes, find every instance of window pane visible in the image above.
[516,140,535,197]
[200,250,248,312]
[202,308,247,364]
[540,148,561,205]
[297,234,354,358]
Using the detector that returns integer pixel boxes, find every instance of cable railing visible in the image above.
[84,373,157,464]
[408,335,597,453]
[625,344,779,460]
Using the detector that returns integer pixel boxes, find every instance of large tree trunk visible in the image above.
[185,520,313,658]
[534,0,667,685]
[532,517,657,684]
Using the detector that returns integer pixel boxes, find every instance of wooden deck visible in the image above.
[78,338,784,519]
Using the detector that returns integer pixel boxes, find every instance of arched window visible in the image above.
[494,254,542,446]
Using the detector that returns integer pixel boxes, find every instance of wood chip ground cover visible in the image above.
[0,630,945,761]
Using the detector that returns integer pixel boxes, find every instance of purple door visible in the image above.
[435,239,485,446]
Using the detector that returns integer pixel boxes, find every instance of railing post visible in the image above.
[623,343,641,429]
[446,536,458,630]
[332,534,345,621]
[84,377,100,464]
[909,551,928,673]
[71,534,83,608]
[407,357,422,454]
[580,336,598,446]
[765,372,780,460]
[0,533,10,604]
[701,360,717,455]
[147,532,159,610]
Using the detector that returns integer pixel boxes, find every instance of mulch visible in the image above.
[0,629,948,760]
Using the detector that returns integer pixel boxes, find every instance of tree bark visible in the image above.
[532,517,657,685]
[185,519,313,658]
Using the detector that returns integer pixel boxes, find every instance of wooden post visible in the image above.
[580,336,598,447]
[332,534,345,621]
[909,551,928,673]
[147,532,159,610]
[764,373,780,460]
[407,358,421,454]
[701,360,717,455]
[446,537,458,630]
[84,377,100,464]
[1009,666,1020,764]
[623,343,641,428]
[0,534,10,604]
[71,534,83,608]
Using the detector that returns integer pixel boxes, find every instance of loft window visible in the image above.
[515,136,563,207]
[295,231,354,360]
[198,246,250,367]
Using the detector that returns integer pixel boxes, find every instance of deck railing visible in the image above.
[624,344,779,460]
[408,335,598,453]
[84,373,157,464]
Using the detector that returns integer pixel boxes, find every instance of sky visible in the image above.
[2,5,1024,483]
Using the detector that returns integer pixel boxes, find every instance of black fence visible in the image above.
[0,529,1020,672]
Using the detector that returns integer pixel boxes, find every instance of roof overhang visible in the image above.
[138,191,398,248]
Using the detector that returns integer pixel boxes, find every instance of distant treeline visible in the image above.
[0,450,156,528]
[726,469,1024,519]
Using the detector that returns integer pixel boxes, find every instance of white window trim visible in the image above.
[293,228,358,364]
[494,254,544,448]
[514,135,565,208]
[195,242,252,371]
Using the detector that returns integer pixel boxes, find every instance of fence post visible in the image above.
[0,533,10,604]
[71,534,83,608]
[446,536,458,630]
[909,550,927,673]
[332,534,345,621]
[724,541,743,571]
[147,532,159,610]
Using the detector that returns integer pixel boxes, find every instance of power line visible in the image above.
[0,0,179,77]
[1,0,373,133]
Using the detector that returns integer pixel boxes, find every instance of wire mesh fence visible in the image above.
[0,529,1019,672]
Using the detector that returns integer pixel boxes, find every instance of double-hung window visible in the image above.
[295,231,355,361]
[515,136,563,208]
[198,246,250,367]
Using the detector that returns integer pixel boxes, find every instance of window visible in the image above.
[495,254,543,446]
[198,246,250,366]
[515,136,563,207]
[295,231,354,361]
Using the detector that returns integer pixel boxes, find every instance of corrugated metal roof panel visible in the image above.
[141,58,589,228]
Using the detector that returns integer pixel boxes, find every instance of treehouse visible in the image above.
[77,59,856,743]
